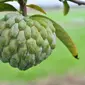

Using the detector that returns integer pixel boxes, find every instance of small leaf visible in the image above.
[0,3,17,11]
[26,4,46,14]
[30,14,78,59]
[63,0,70,15]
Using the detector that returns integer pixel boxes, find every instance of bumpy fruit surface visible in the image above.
[0,13,56,70]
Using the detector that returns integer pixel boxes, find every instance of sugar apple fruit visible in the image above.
[0,13,56,70]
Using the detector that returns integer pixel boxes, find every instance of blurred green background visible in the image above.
[0,7,85,82]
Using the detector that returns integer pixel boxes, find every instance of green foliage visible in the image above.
[0,0,71,15]
[0,3,17,11]
[63,0,70,15]
[26,4,46,14]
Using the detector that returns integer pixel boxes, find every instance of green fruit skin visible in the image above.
[0,13,56,70]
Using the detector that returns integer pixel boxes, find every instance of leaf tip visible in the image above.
[74,55,79,60]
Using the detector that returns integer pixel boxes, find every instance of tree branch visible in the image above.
[68,0,85,5]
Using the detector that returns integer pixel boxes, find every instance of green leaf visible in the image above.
[30,14,78,59]
[26,4,46,14]
[0,3,17,11]
[63,0,70,15]
[0,0,14,3]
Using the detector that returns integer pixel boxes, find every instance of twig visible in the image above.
[68,0,85,5]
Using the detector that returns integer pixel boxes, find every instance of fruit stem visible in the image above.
[18,0,27,16]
